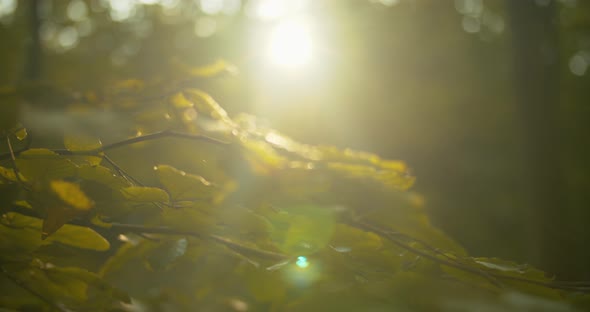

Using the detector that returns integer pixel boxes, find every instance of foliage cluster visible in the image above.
[1,65,589,311]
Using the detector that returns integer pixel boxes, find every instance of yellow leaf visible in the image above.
[119,186,170,202]
[170,92,193,109]
[187,59,237,77]
[50,180,94,211]
[155,165,214,201]
[16,149,77,180]
[0,165,17,182]
[45,224,110,251]
[15,127,27,141]
[64,133,102,152]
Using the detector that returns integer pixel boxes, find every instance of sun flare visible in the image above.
[267,19,313,68]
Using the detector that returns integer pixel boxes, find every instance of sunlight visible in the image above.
[267,19,313,68]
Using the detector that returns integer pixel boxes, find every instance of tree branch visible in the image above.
[348,218,590,293]
[0,130,230,160]
[4,205,288,262]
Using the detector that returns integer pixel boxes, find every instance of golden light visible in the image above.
[267,19,313,68]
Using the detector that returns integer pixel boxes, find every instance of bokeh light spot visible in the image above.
[200,0,223,15]
[0,0,16,19]
[67,0,88,22]
[58,26,79,50]
[195,17,217,37]
[461,16,480,34]
[569,51,589,76]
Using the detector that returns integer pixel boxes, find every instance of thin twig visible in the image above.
[347,218,504,289]
[383,228,504,288]
[86,130,230,154]
[102,154,138,185]
[105,222,288,261]
[348,218,590,293]
[102,154,164,211]
[5,136,28,191]
[0,130,230,161]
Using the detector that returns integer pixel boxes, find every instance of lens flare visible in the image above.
[296,256,309,268]
[267,19,312,68]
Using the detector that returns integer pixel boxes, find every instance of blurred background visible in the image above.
[1,0,589,280]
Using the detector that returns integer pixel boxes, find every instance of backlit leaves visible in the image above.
[155,164,214,201]
[0,213,109,252]
[1,81,588,312]
[15,149,77,181]
[119,186,170,202]
[64,134,102,152]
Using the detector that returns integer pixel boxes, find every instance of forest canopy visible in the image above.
[1,0,590,311]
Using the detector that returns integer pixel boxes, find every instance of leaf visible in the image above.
[76,164,130,189]
[184,59,237,77]
[49,180,94,211]
[42,205,84,239]
[110,79,144,94]
[243,267,285,302]
[269,204,335,255]
[7,262,128,310]
[145,238,188,271]
[15,127,27,141]
[161,207,215,233]
[219,209,273,240]
[0,165,17,182]
[64,134,102,152]
[44,224,110,251]
[155,164,214,201]
[15,149,77,181]
[241,138,287,173]
[119,186,170,202]
[183,88,231,122]
[170,92,194,109]
[1,213,109,251]
[0,213,45,258]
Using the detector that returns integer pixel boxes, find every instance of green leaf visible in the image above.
[0,213,44,258]
[15,149,77,181]
[243,267,285,302]
[0,213,109,252]
[119,186,170,202]
[269,204,335,256]
[155,164,214,201]
[42,205,84,239]
[219,209,273,240]
[64,134,102,152]
[62,133,103,166]
[76,164,130,189]
[161,207,215,233]
[4,261,128,310]
[145,238,188,271]
[45,224,110,251]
